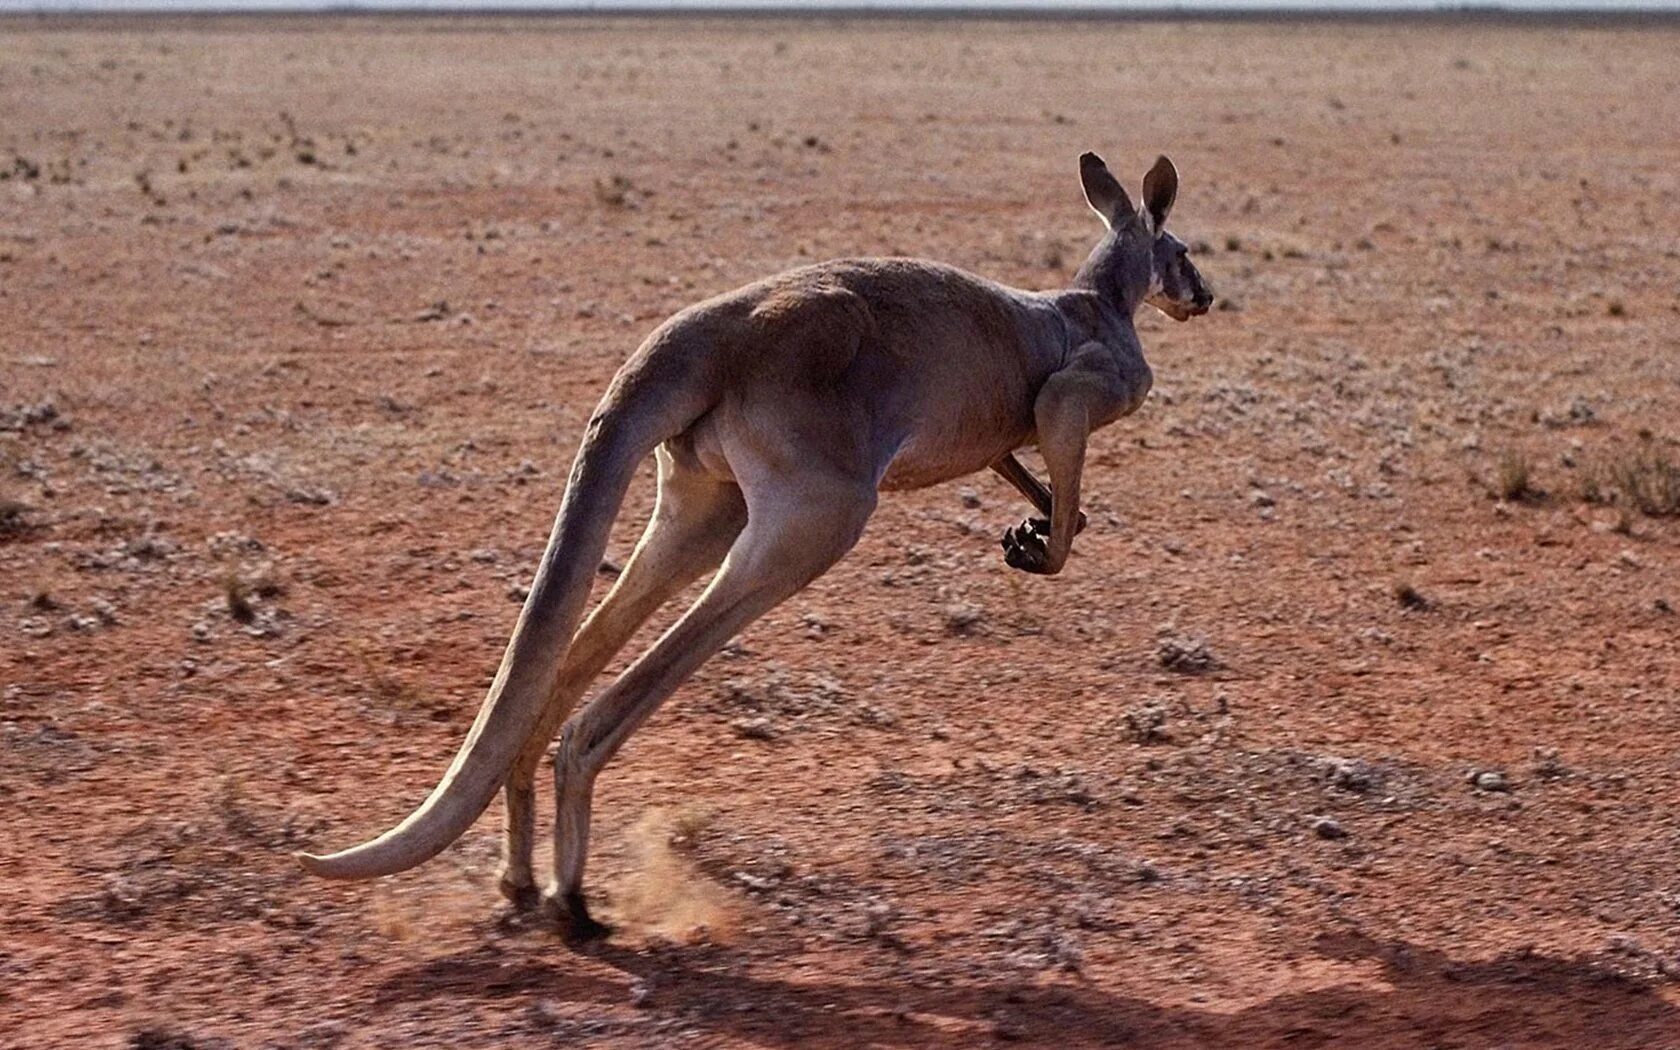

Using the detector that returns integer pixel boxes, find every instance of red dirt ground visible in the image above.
[3,14,1679,1048]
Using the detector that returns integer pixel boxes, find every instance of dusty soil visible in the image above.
[3,13,1680,1048]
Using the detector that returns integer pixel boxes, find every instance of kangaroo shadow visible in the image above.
[371,941,622,1007]
[375,932,1680,1048]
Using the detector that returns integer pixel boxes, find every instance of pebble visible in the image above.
[1471,770,1510,793]
[942,602,984,634]
[731,717,775,741]
[1311,816,1348,840]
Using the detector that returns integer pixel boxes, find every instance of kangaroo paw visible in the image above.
[498,873,542,913]
[1001,517,1051,574]
[545,890,613,944]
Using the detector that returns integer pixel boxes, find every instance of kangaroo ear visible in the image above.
[1079,151,1134,228]
[1141,154,1178,235]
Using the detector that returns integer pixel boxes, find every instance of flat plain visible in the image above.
[2,14,1679,1048]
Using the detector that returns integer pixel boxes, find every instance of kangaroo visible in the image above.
[299,151,1214,941]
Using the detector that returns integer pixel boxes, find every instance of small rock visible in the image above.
[1311,816,1347,840]
[1122,702,1168,744]
[1532,748,1570,781]
[284,486,334,507]
[124,535,177,561]
[1157,635,1217,673]
[1470,769,1510,793]
[943,602,984,635]
[1323,757,1382,794]
[731,717,775,741]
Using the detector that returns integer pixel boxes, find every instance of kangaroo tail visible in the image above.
[296,367,700,880]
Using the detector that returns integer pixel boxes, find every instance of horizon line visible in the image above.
[5,1,1679,14]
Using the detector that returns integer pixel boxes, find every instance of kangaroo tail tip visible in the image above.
[295,850,348,879]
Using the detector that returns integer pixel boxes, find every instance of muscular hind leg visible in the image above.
[498,449,744,908]
[546,474,877,940]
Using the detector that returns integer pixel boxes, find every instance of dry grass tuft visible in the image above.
[1574,442,1680,518]
[223,573,257,624]
[221,565,285,624]
[0,498,32,537]
[593,173,634,208]
[1392,581,1431,611]
[1608,447,1680,517]
[1492,450,1537,502]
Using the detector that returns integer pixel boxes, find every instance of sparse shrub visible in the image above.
[221,566,285,624]
[1609,447,1680,517]
[0,498,30,537]
[1577,442,1680,518]
[1392,581,1430,611]
[1575,459,1609,505]
[224,574,256,624]
[1493,450,1536,502]
[594,173,634,208]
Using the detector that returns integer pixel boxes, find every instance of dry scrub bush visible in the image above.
[1609,448,1680,517]
[1493,450,1536,502]
[1574,442,1680,518]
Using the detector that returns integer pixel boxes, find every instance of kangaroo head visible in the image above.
[1075,151,1213,321]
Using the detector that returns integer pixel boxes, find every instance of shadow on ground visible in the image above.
[374,932,1679,1048]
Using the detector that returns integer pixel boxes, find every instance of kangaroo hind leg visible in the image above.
[547,474,878,940]
[499,448,745,909]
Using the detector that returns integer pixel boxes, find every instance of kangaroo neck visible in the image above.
[1051,286,1138,355]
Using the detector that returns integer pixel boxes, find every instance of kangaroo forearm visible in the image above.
[991,453,1053,516]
